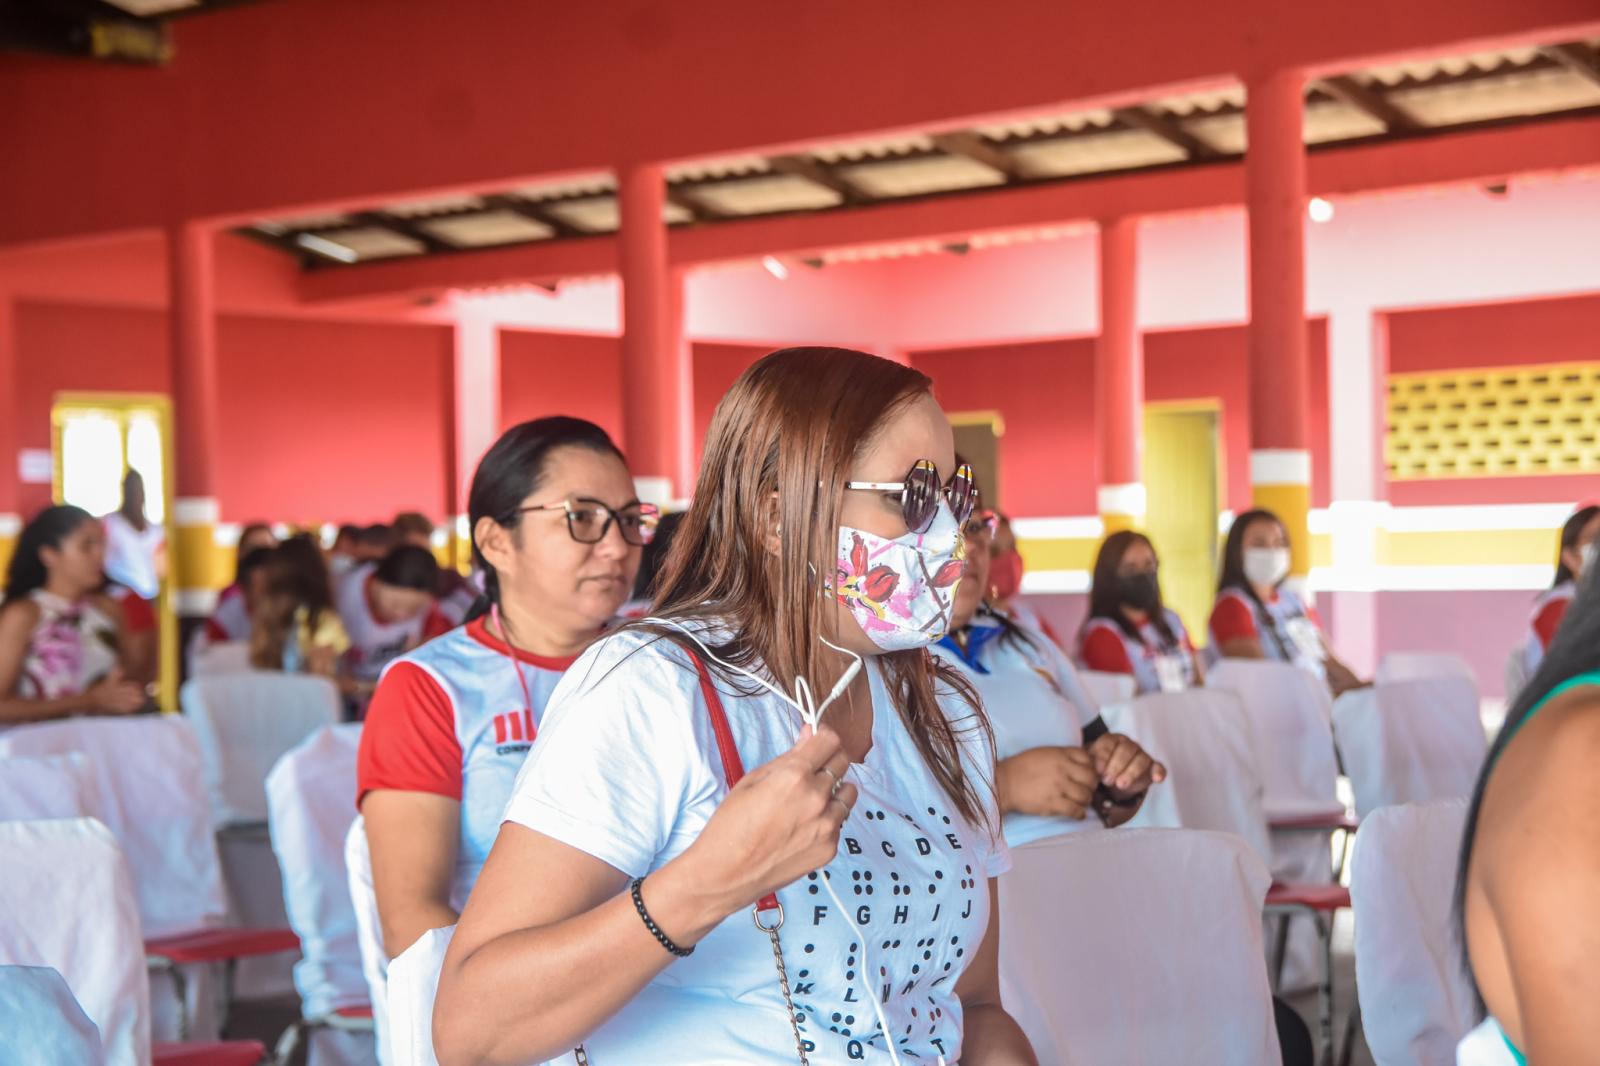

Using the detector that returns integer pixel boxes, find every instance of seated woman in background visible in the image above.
[1209,508,1365,696]
[1522,503,1599,677]
[356,416,652,959]
[984,511,1065,647]
[249,534,350,677]
[1077,531,1204,694]
[0,506,148,723]
[196,522,278,646]
[335,544,452,708]
[937,509,1165,846]
[392,511,477,625]
[1456,563,1600,1064]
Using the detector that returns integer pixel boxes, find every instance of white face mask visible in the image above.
[1581,541,1597,579]
[835,501,966,652]
[1243,547,1291,588]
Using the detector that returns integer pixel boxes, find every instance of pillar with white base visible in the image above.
[1245,69,1313,577]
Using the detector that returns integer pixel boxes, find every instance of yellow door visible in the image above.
[51,394,179,711]
[1142,404,1220,646]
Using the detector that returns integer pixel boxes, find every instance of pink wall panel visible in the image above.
[499,330,625,445]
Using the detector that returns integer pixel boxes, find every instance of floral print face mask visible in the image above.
[835,500,966,651]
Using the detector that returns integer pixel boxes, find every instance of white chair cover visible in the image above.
[0,717,226,938]
[385,925,453,1066]
[1333,679,1487,819]
[267,725,368,1019]
[999,828,1280,1066]
[0,819,149,1066]
[0,965,105,1065]
[191,641,254,678]
[1377,652,1477,689]
[347,817,392,1066]
[0,752,103,822]
[1107,689,1272,862]
[1207,659,1340,820]
[1349,799,1475,1066]
[182,672,342,826]
[1076,669,1135,709]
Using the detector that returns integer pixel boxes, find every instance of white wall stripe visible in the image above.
[1096,483,1147,516]
[173,497,220,526]
[0,514,20,538]
[1011,516,1105,540]
[1249,449,1312,486]
[175,588,220,615]
[1022,564,1557,595]
[1020,570,1093,594]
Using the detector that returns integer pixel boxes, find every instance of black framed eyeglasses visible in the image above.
[518,499,660,546]
[844,460,978,534]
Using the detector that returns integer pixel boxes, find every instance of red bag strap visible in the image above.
[687,650,780,915]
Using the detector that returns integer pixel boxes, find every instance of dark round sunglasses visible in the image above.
[845,460,978,534]
[517,500,660,547]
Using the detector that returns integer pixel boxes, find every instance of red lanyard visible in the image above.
[491,605,536,736]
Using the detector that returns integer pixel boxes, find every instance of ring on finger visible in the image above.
[820,766,844,797]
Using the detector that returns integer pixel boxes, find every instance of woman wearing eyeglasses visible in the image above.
[355,416,656,960]
[434,349,1034,1066]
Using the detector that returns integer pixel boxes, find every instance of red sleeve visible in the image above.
[1533,597,1570,650]
[1209,594,1258,643]
[356,662,463,807]
[119,594,156,634]
[1079,623,1135,675]
[203,617,229,643]
[421,606,453,641]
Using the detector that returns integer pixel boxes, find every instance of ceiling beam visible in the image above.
[481,194,588,238]
[1315,74,1422,133]
[348,211,455,253]
[767,154,867,204]
[1110,107,1224,159]
[664,185,732,222]
[929,132,1024,180]
[1539,41,1600,90]
[299,112,1600,305]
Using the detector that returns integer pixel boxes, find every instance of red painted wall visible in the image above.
[214,315,452,523]
[1387,293,1600,505]
[693,342,771,467]
[912,339,1098,516]
[499,330,624,444]
[14,301,452,522]
[910,322,1330,518]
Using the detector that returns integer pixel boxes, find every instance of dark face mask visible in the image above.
[1116,571,1162,612]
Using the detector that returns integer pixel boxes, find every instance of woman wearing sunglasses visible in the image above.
[356,416,656,961]
[435,349,1034,1065]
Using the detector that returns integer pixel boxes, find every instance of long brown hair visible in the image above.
[249,535,336,670]
[643,347,992,826]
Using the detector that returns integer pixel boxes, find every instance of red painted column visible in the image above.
[1245,68,1313,576]
[0,293,18,573]
[1095,216,1145,532]
[617,163,692,504]
[168,221,225,600]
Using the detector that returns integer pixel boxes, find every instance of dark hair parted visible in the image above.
[465,417,626,623]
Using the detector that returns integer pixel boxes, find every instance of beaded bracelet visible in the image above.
[631,876,694,958]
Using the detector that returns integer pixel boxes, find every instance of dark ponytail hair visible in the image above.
[1088,530,1177,646]
[465,417,626,623]
[3,505,96,606]
[1456,550,1600,1011]
[373,545,440,593]
[1552,504,1600,588]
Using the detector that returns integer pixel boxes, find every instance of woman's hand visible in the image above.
[672,726,857,927]
[995,746,1100,820]
[1087,732,1166,795]
[86,670,146,715]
